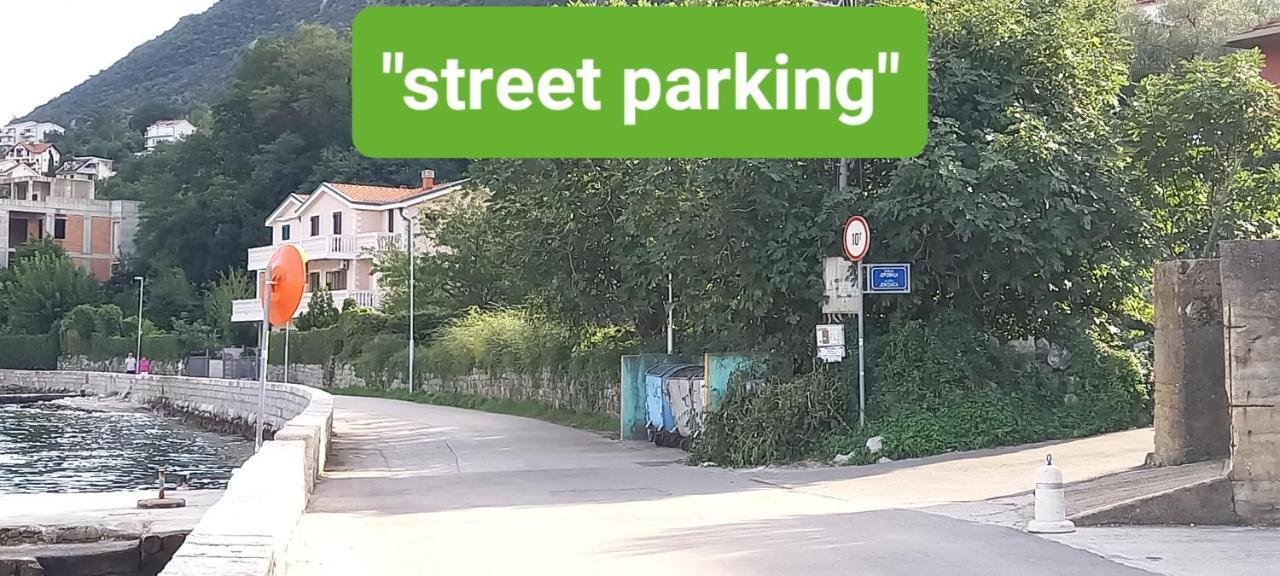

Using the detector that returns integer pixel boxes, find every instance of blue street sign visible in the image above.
[867,263,911,294]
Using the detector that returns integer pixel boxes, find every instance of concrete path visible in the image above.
[284,396,1158,575]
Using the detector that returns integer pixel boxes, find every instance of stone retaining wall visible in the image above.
[270,362,619,416]
[0,370,333,576]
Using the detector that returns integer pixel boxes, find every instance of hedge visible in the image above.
[268,325,343,365]
[62,332,185,361]
[0,333,59,369]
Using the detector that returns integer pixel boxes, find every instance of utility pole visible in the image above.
[399,208,415,394]
[256,272,272,451]
[133,276,145,360]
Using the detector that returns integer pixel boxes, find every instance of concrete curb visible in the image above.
[0,370,333,576]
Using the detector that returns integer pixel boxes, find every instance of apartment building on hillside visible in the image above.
[231,169,467,324]
[0,159,140,280]
[0,121,64,147]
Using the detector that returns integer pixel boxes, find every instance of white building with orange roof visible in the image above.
[5,142,61,175]
[231,169,467,323]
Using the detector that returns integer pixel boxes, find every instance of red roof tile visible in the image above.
[17,142,52,154]
[1226,18,1280,47]
[328,181,454,205]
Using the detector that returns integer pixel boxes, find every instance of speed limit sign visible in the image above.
[843,216,870,261]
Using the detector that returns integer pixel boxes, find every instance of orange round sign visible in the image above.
[262,244,306,327]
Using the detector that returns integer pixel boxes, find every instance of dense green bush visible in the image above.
[351,334,413,387]
[419,308,638,382]
[694,312,1152,466]
[297,286,340,331]
[60,304,126,339]
[694,368,849,466]
[268,325,343,365]
[0,333,59,369]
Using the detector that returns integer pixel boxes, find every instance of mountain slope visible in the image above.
[22,0,543,124]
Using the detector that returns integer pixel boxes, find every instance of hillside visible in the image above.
[21,0,545,124]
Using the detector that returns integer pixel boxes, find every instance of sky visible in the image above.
[0,0,220,123]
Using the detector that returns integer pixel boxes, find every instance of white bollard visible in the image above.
[1026,454,1075,534]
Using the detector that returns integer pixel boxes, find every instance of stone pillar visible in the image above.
[1153,259,1229,466]
[1220,240,1280,524]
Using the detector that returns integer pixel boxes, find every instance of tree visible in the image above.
[146,266,197,331]
[61,304,126,339]
[374,189,519,318]
[4,254,101,334]
[850,0,1146,338]
[297,285,340,331]
[1124,51,1280,258]
[47,108,141,161]
[204,269,255,346]
[1121,0,1280,79]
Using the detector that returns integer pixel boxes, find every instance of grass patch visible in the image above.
[328,386,619,436]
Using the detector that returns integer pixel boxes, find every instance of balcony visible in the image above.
[230,289,381,322]
[246,233,402,270]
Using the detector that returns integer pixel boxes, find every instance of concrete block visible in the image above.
[1153,259,1229,465]
[1220,240,1280,522]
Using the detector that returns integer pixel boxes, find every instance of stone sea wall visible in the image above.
[0,370,333,576]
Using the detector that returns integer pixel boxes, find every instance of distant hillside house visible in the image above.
[4,142,62,175]
[0,121,64,147]
[144,119,196,151]
[231,169,468,323]
[1227,19,1280,86]
[56,156,116,181]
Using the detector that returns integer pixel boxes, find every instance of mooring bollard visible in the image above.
[137,468,186,509]
[1026,454,1075,534]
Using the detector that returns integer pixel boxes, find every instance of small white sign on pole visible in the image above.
[816,324,846,363]
[816,324,845,347]
[817,346,846,363]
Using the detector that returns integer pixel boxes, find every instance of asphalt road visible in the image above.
[284,396,1150,575]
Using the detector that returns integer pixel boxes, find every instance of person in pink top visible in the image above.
[139,356,151,375]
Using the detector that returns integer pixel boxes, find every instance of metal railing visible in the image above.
[231,289,381,322]
[247,234,399,270]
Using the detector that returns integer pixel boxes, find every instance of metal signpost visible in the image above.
[821,216,912,427]
[842,216,870,426]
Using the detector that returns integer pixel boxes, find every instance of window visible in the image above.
[387,210,396,233]
[54,218,66,240]
[281,224,291,241]
[327,270,348,291]
[332,212,343,235]
[310,215,320,236]
[307,272,320,292]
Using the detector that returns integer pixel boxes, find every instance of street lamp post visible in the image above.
[398,208,415,394]
[133,276,145,360]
